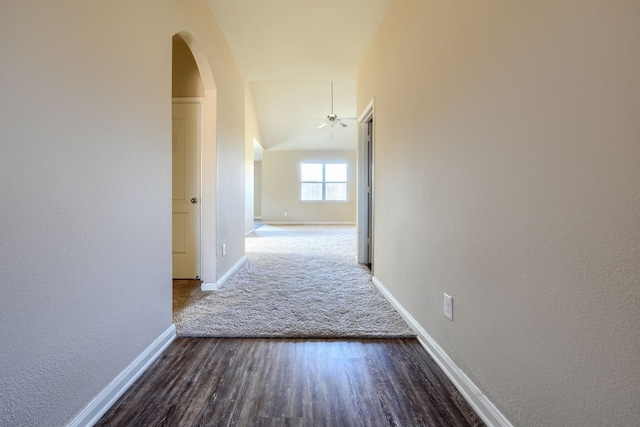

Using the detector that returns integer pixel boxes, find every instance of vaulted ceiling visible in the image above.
[205,0,393,152]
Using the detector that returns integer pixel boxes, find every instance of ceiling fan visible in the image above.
[318,81,355,129]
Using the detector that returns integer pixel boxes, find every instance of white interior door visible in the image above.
[172,101,201,279]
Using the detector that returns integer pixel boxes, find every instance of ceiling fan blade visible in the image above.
[340,117,357,121]
[338,121,348,127]
[318,122,328,129]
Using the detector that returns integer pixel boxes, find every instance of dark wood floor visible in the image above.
[96,338,484,427]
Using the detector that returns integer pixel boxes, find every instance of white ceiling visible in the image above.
[251,80,357,151]
[205,0,393,152]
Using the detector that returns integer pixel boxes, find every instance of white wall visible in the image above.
[172,36,204,97]
[0,1,246,425]
[358,1,640,425]
[245,83,263,233]
[254,161,263,218]
[262,151,356,224]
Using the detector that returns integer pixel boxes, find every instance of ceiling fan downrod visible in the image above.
[319,81,349,130]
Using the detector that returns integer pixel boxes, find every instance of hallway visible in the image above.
[97,338,484,426]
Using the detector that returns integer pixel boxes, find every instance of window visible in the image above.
[300,163,348,201]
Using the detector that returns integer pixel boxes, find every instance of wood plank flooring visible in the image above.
[96,338,484,427]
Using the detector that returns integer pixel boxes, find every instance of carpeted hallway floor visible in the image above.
[173,225,415,338]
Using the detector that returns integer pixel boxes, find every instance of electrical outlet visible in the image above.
[444,293,453,320]
[284,211,288,217]
[222,244,226,257]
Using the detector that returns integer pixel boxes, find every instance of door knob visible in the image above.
[191,197,198,204]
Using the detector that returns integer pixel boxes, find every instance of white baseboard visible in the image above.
[201,256,246,291]
[200,282,217,291]
[67,324,176,427]
[372,276,512,427]
[264,222,356,225]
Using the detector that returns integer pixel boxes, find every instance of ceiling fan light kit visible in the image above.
[318,81,353,129]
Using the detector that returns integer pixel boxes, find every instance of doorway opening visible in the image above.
[171,32,218,290]
[172,35,202,280]
[357,100,374,270]
[252,139,264,231]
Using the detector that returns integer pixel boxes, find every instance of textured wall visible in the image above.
[0,1,246,425]
[358,0,640,425]
[245,83,263,233]
[254,161,263,217]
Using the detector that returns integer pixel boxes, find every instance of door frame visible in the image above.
[172,97,203,279]
[357,99,375,269]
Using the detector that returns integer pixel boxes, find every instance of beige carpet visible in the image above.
[173,225,415,338]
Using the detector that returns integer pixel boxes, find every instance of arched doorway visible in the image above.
[171,32,217,289]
